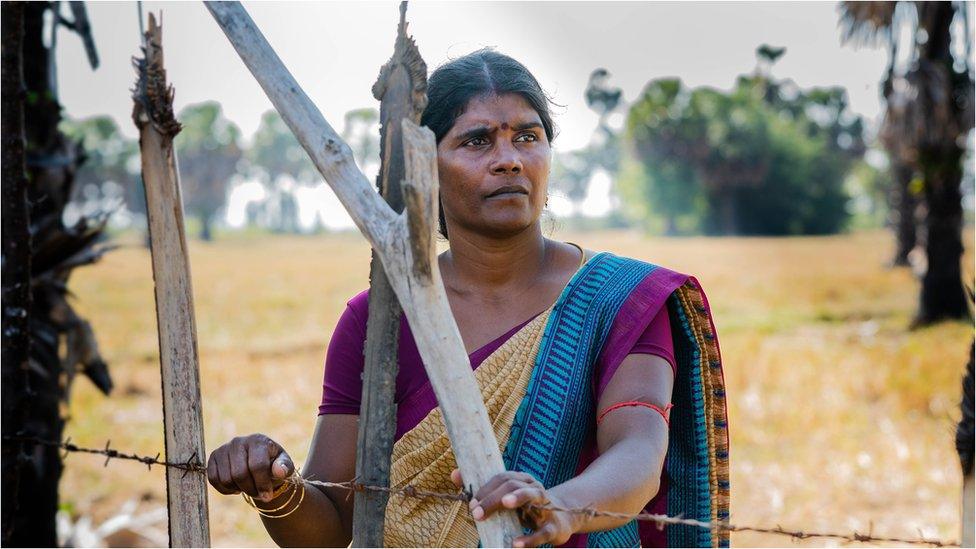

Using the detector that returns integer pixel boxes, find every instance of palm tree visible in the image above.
[840,0,974,325]
[2,3,113,545]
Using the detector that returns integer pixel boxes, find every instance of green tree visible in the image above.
[626,48,864,236]
[622,78,703,234]
[246,110,313,233]
[846,157,893,230]
[551,69,624,217]
[248,109,316,185]
[174,101,242,241]
[60,115,144,223]
[341,107,380,174]
[246,108,377,233]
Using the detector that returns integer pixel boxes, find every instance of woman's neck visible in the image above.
[440,224,549,297]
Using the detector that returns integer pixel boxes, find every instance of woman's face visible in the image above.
[436,93,551,239]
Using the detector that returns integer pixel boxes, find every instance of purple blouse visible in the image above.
[318,282,678,547]
[318,289,674,436]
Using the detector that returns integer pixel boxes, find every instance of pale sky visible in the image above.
[59,1,897,149]
[54,1,917,229]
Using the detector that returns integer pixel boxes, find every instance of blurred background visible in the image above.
[4,1,974,547]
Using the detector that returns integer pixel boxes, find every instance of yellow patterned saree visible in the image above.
[383,253,730,548]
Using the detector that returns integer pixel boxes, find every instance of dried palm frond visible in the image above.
[27,130,115,400]
[30,210,115,398]
[838,1,898,47]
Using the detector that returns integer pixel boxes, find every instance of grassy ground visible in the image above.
[61,228,973,547]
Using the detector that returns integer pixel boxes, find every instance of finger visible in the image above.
[514,523,557,548]
[247,438,274,500]
[207,451,235,495]
[230,440,259,498]
[472,472,519,504]
[501,486,547,510]
[509,471,538,484]
[272,450,294,480]
[217,449,238,495]
[450,468,462,488]
[473,479,530,521]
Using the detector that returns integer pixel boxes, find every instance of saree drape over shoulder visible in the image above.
[381,253,731,548]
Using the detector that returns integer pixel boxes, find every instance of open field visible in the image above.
[61,228,974,547]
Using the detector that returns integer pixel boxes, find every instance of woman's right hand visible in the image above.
[207,434,295,502]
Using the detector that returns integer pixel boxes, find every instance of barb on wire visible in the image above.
[4,434,205,474]
[3,435,959,548]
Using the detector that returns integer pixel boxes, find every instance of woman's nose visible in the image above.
[490,143,523,174]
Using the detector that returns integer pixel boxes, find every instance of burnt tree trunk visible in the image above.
[890,161,917,267]
[11,3,75,545]
[1,3,31,545]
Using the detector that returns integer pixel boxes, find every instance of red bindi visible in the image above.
[500,123,509,130]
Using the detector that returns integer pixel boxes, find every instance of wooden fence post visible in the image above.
[132,14,210,548]
[352,3,427,546]
[205,3,523,544]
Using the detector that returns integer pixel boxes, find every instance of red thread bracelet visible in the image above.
[597,401,673,426]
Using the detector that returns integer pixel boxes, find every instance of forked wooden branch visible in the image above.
[205,2,522,545]
[131,13,210,548]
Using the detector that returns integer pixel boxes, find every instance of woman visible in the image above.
[207,49,729,548]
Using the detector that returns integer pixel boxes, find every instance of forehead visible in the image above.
[450,93,542,131]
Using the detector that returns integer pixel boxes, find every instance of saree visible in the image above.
[384,253,730,548]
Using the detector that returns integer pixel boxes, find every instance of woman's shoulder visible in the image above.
[332,289,370,339]
[345,288,370,315]
[337,288,412,335]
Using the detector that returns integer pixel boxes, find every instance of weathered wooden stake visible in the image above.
[352,3,427,546]
[205,3,522,545]
[132,14,210,548]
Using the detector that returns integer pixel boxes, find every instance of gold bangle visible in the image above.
[268,481,292,500]
[243,484,296,514]
[250,482,306,519]
[242,481,298,514]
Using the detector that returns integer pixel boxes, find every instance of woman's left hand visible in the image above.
[451,469,580,548]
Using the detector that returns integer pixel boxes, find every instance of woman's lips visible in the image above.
[487,191,528,199]
[486,185,529,199]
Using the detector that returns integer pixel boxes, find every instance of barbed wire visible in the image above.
[4,435,960,547]
[7,435,205,476]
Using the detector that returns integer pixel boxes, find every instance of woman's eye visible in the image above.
[464,136,489,147]
[515,133,538,143]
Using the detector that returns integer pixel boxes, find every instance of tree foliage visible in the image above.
[174,101,242,240]
[244,107,378,233]
[341,107,380,174]
[625,47,865,236]
[550,69,623,216]
[60,115,144,223]
[248,109,316,185]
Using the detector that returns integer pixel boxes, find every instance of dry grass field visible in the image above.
[60,228,974,547]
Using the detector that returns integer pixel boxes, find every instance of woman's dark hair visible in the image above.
[421,49,556,238]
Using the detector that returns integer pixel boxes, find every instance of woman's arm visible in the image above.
[468,353,673,547]
[259,414,358,547]
[207,414,359,547]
